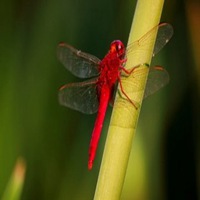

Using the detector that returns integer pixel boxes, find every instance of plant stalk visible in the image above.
[94,0,164,199]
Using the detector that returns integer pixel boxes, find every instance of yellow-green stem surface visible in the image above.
[94,0,164,199]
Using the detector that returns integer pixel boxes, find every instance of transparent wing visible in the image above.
[59,78,99,114]
[144,66,169,98]
[123,23,172,99]
[120,65,169,100]
[57,42,101,78]
[153,23,173,56]
[126,23,173,58]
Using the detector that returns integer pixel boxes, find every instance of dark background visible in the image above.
[0,0,199,199]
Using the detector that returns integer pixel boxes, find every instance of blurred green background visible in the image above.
[0,0,199,199]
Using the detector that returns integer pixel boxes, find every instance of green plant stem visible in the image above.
[94,0,164,199]
[2,158,26,200]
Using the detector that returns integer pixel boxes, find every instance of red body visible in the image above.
[88,40,126,169]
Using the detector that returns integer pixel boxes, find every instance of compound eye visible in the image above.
[110,40,125,58]
[110,40,125,54]
[116,43,122,52]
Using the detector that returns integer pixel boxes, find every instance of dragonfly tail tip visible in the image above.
[88,161,93,170]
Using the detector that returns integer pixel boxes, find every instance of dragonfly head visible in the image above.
[110,40,125,59]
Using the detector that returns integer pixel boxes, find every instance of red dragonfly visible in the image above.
[57,23,173,170]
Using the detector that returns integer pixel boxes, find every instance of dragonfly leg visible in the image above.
[120,63,149,76]
[118,77,138,109]
[120,58,127,64]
